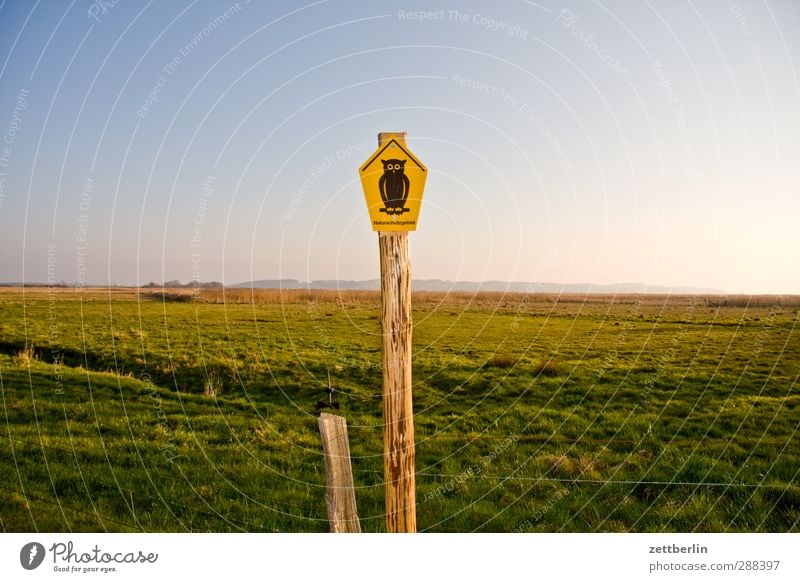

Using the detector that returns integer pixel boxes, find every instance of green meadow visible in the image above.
[1,287,798,532]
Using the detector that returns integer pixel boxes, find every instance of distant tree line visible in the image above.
[142,280,223,289]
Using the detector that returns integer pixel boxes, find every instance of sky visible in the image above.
[0,0,798,293]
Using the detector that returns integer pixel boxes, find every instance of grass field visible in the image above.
[1,287,798,532]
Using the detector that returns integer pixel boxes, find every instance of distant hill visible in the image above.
[229,279,379,290]
[1,279,724,294]
[230,279,724,294]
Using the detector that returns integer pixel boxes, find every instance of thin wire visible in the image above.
[0,484,138,531]
[1,435,326,515]
[6,433,795,488]
[415,472,790,489]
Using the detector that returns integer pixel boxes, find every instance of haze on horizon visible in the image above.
[0,1,798,295]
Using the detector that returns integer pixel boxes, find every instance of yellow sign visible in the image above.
[359,135,427,232]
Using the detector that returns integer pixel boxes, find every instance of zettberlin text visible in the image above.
[649,544,708,554]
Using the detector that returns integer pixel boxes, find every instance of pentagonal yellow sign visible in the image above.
[359,135,427,232]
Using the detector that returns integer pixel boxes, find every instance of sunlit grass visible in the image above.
[0,288,797,532]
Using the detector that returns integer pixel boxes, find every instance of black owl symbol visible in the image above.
[378,158,410,215]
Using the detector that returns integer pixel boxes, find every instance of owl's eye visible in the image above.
[392,164,399,170]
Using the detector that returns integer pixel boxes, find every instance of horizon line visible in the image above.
[5,279,800,297]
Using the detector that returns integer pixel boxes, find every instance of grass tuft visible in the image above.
[533,358,561,377]
[203,374,223,398]
[12,344,36,367]
[485,355,516,368]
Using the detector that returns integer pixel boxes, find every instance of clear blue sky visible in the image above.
[1,0,798,293]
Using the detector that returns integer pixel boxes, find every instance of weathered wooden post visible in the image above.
[318,413,361,532]
[359,132,427,532]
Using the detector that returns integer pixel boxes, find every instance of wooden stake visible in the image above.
[318,413,361,533]
[378,131,416,533]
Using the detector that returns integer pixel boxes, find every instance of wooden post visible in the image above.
[318,413,361,533]
[378,132,416,533]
